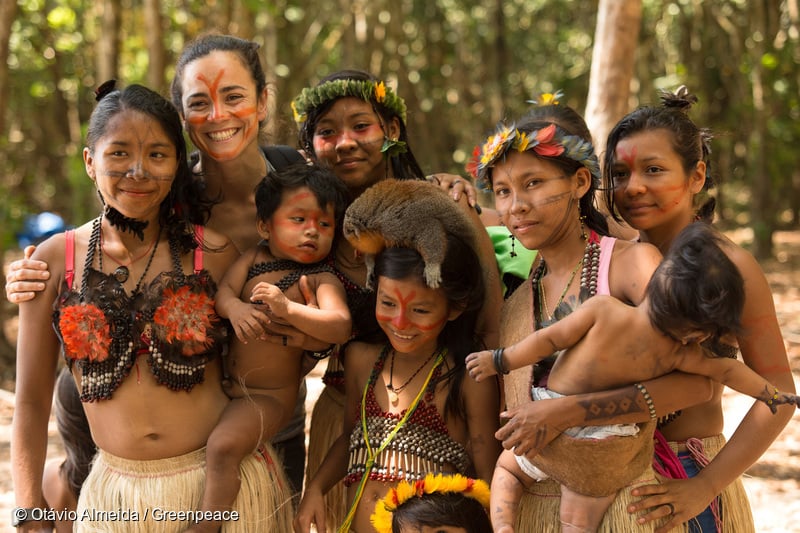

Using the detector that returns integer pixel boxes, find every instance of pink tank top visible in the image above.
[596,235,616,296]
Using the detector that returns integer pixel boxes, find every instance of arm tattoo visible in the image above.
[576,387,644,422]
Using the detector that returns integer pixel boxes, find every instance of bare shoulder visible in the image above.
[611,238,662,268]
[608,239,661,305]
[718,235,764,279]
[343,341,382,374]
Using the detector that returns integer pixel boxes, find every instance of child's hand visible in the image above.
[293,486,327,533]
[250,282,290,319]
[228,300,271,343]
[465,350,497,382]
[761,388,800,414]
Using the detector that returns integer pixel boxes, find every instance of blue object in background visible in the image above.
[16,212,69,248]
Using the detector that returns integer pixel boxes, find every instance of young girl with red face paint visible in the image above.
[293,227,501,533]
[190,163,352,532]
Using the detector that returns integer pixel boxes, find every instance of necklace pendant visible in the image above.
[387,386,400,406]
[113,266,129,283]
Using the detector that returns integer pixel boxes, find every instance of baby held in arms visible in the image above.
[466,222,799,533]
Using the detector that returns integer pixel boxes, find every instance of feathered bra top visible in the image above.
[53,226,228,402]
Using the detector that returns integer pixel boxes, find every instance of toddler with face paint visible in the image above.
[194,163,352,530]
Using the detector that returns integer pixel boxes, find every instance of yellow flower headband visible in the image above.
[467,122,600,186]
[370,473,490,533]
[291,78,408,124]
[466,90,600,186]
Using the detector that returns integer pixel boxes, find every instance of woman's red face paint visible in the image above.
[610,129,698,233]
[180,51,265,162]
[311,97,392,193]
[375,276,452,356]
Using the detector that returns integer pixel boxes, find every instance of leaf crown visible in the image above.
[370,473,490,533]
[291,79,407,124]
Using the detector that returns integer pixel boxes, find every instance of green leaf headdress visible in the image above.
[291,79,408,125]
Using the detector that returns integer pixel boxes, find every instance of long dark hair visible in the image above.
[53,367,95,498]
[297,69,425,182]
[604,86,715,223]
[373,233,484,420]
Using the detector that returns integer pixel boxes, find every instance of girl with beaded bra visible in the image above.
[291,69,503,531]
[472,96,690,532]
[293,194,501,533]
[11,83,293,533]
[466,221,799,533]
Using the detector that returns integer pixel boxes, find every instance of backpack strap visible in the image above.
[261,145,305,172]
[65,229,75,290]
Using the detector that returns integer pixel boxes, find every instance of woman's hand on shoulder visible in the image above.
[427,173,479,208]
[5,245,50,303]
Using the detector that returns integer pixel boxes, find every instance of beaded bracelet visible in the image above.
[305,344,336,361]
[635,383,657,419]
[766,388,781,413]
[493,348,509,375]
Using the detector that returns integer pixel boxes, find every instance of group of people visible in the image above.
[7,31,795,533]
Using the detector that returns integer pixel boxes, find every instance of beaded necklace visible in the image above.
[92,216,161,295]
[386,348,439,406]
[531,230,601,329]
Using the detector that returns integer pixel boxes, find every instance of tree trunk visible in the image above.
[749,0,773,259]
[97,0,122,83]
[144,0,166,93]
[585,0,642,240]
[584,0,642,157]
[0,0,18,139]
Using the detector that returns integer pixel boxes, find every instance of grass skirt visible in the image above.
[306,384,347,531]
[515,464,679,532]
[75,445,293,533]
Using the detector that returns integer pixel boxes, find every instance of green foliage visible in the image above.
[0,0,797,258]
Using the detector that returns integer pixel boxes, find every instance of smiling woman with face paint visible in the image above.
[10,83,294,533]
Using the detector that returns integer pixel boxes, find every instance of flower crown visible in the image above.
[467,122,600,186]
[291,78,407,124]
[370,473,490,533]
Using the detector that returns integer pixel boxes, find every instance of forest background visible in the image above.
[0,0,798,374]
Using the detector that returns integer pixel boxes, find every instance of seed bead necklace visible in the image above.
[386,348,439,406]
[532,230,601,329]
[83,216,161,299]
[99,222,159,285]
